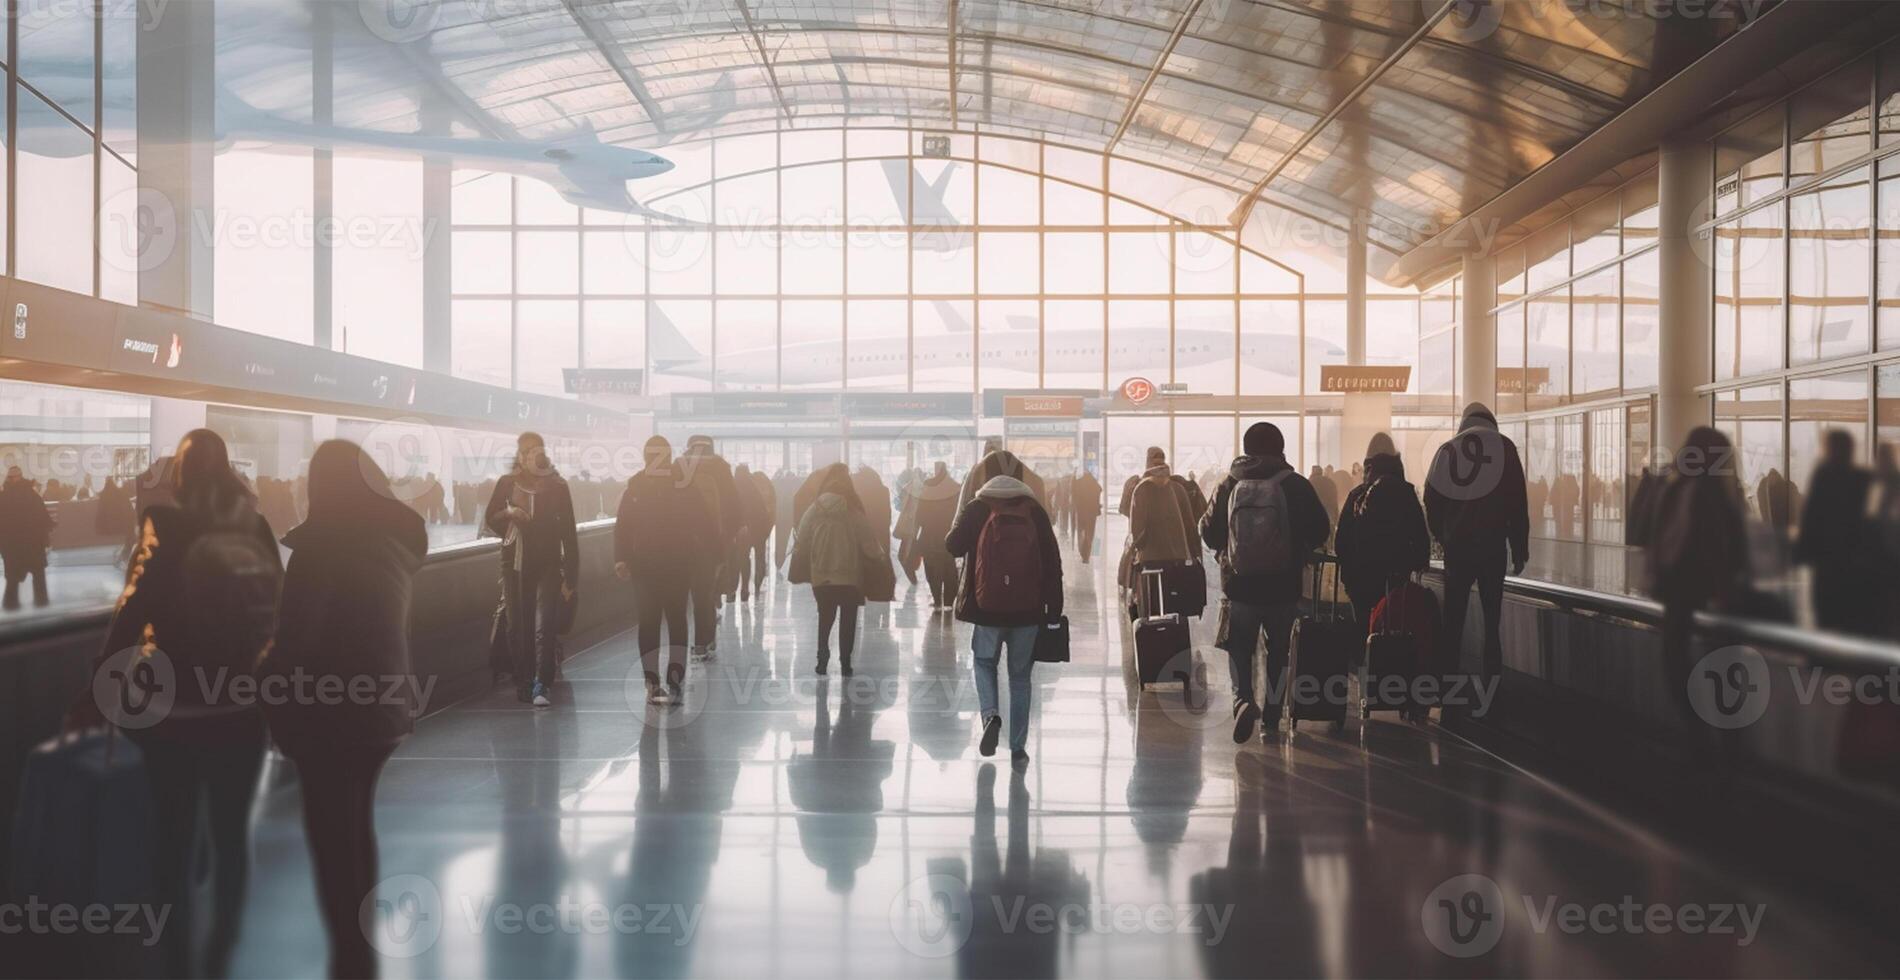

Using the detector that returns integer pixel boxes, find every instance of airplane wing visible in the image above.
[542,164,703,224]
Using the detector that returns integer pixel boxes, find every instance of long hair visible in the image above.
[512,431,549,477]
[170,428,252,515]
[814,462,864,513]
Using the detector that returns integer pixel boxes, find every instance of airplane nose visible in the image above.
[647,155,675,176]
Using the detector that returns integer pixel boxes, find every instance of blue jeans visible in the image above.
[971,624,1038,752]
[1218,598,1299,718]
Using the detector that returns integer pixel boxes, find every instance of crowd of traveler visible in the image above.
[35,406,1900,978]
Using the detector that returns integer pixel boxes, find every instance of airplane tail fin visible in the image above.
[931,299,972,333]
[648,303,704,363]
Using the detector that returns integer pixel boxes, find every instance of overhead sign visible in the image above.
[1319,365,1412,394]
[1004,395,1083,418]
[563,368,644,396]
[1120,376,1156,406]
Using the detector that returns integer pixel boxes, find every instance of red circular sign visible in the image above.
[1121,376,1155,405]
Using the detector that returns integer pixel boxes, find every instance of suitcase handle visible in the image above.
[1138,565,1169,620]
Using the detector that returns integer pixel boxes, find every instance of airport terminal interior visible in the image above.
[6,0,1900,977]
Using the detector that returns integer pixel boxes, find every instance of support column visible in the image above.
[1657,136,1713,458]
[1341,218,1388,461]
[421,96,453,374]
[312,2,334,349]
[135,0,215,319]
[1460,252,1495,413]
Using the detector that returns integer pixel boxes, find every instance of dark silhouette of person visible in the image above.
[1643,426,1752,727]
[260,440,427,979]
[484,432,581,707]
[1795,430,1880,636]
[616,436,716,705]
[0,465,53,609]
[1424,403,1530,694]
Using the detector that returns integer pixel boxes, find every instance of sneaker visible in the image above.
[531,682,551,708]
[978,715,1002,757]
[646,685,670,705]
[1232,700,1261,744]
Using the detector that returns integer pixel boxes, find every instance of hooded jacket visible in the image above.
[958,450,1046,511]
[615,463,718,581]
[793,492,885,590]
[1129,464,1196,563]
[909,472,960,559]
[1199,454,1331,604]
[1423,405,1530,566]
[262,499,427,746]
[945,476,1063,626]
[1335,450,1430,589]
[677,443,745,546]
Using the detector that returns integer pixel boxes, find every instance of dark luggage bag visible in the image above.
[1133,566,1190,687]
[1287,561,1352,730]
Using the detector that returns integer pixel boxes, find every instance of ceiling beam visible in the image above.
[560,0,669,135]
[1227,0,1456,228]
[1106,0,1204,153]
[733,0,795,122]
[947,0,959,127]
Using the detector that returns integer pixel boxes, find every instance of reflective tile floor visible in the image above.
[229,540,1896,978]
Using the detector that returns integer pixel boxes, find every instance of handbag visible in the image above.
[1035,616,1071,663]
[787,546,811,585]
[860,549,897,603]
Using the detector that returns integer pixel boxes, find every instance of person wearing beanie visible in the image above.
[616,436,718,706]
[1424,402,1530,692]
[1199,422,1331,744]
[1335,432,1431,633]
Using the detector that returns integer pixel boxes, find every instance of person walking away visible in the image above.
[616,437,717,705]
[791,464,886,675]
[1643,427,1752,726]
[731,464,771,603]
[1334,433,1431,633]
[911,462,961,609]
[773,469,798,569]
[749,468,777,593]
[893,467,923,585]
[1795,429,1880,636]
[260,441,426,979]
[959,443,1047,511]
[1424,403,1530,694]
[852,466,893,545]
[1127,447,1205,614]
[484,432,581,707]
[0,466,53,609]
[1199,423,1330,742]
[946,475,1062,766]
[77,428,280,978]
[677,436,743,657]
[1072,467,1103,563]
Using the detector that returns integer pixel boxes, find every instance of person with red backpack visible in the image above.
[945,475,1063,767]
[1334,432,1431,634]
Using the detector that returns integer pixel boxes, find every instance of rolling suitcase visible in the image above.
[1360,579,1420,720]
[1133,566,1189,687]
[1287,561,1352,731]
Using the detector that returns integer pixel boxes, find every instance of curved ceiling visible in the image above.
[226,1,1755,262]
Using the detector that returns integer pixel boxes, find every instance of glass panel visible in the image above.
[101,2,136,163]
[714,299,776,391]
[1879,364,1900,490]
[582,299,643,370]
[1880,154,1900,350]
[845,160,905,225]
[453,231,512,294]
[1240,300,1300,397]
[911,159,975,226]
[1524,223,1569,294]
[1789,57,1873,182]
[977,165,1038,225]
[1043,300,1104,392]
[1495,302,1525,416]
[1420,329,1455,398]
[912,232,974,294]
[1881,40,1900,149]
[1621,175,1659,252]
[1175,232,1236,295]
[846,299,908,391]
[782,225,844,295]
[1366,297,1418,395]
[453,171,511,224]
[1173,415,1236,489]
[516,230,580,295]
[334,155,424,367]
[1572,190,1620,271]
[1044,181,1103,225]
[451,299,511,388]
[716,170,778,227]
[21,0,94,124]
[1623,249,1660,390]
[97,156,136,305]
[648,227,712,294]
[1109,233,1170,294]
[1525,290,1569,410]
[846,229,906,295]
[1305,300,1346,398]
[716,228,778,294]
[583,230,643,293]
[1715,107,1784,216]
[1573,266,1619,399]
[1713,205,1785,380]
[1789,168,1871,365]
[977,232,1038,295]
[978,300,1039,391]
[782,161,843,226]
[514,300,579,397]
[1715,384,1787,535]
[781,300,843,390]
[1044,233,1104,294]
[1175,300,1235,397]
[648,299,712,394]
[514,177,577,224]
[15,91,92,297]
[1496,248,1525,306]
[1108,300,1168,397]
[214,142,314,340]
[912,299,974,392]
